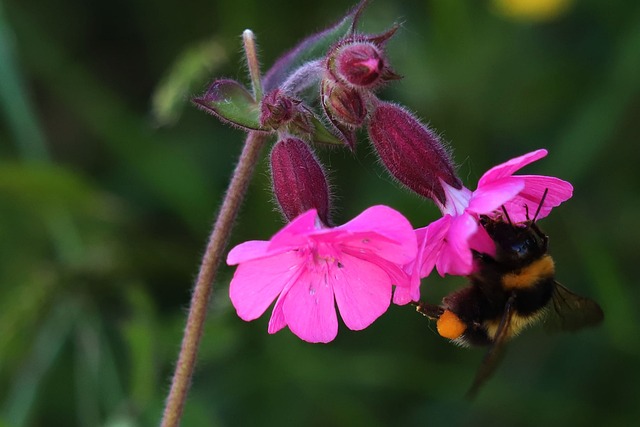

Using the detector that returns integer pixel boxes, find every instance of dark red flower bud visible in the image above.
[260,89,302,129]
[259,89,317,141]
[321,78,367,128]
[367,102,462,205]
[270,138,331,224]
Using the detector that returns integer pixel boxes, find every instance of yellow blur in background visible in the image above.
[493,0,575,21]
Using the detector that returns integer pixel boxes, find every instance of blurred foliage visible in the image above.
[151,38,227,127]
[0,0,639,426]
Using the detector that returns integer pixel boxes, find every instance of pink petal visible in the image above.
[268,209,319,251]
[338,231,417,266]
[340,205,412,238]
[389,261,419,304]
[337,205,417,264]
[344,252,412,289]
[501,175,573,223]
[436,213,478,276]
[392,285,414,306]
[346,249,414,305]
[282,269,338,343]
[393,228,428,305]
[229,250,304,321]
[268,294,287,334]
[468,223,496,257]
[478,149,548,187]
[342,246,415,287]
[416,216,450,278]
[467,178,525,214]
[332,253,392,330]
[227,240,271,265]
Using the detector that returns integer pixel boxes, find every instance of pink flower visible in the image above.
[414,149,573,278]
[227,205,417,343]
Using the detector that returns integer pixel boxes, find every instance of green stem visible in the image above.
[160,131,267,427]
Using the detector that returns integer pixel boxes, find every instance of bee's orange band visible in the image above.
[437,309,466,340]
[502,255,555,289]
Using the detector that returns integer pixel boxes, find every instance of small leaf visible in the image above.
[193,79,266,131]
[307,114,352,147]
[262,0,368,92]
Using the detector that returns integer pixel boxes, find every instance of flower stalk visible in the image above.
[243,29,263,101]
[160,30,267,427]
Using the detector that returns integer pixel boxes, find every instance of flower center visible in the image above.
[309,241,341,269]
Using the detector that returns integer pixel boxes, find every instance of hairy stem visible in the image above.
[160,131,267,427]
[243,29,263,101]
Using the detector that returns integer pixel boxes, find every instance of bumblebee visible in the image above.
[416,203,604,397]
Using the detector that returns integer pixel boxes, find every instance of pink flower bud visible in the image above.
[321,78,367,128]
[270,138,331,224]
[336,42,382,87]
[367,102,462,205]
[328,41,398,89]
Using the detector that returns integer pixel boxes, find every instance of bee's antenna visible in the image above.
[524,204,530,221]
[501,205,513,225]
[533,188,549,223]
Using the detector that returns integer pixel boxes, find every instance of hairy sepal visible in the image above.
[193,79,266,131]
[262,1,369,92]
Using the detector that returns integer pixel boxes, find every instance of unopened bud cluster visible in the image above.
[197,2,464,224]
[263,26,410,223]
[319,29,401,149]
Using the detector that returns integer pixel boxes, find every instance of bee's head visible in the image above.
[480,189,551,266]
[482,218,549,266]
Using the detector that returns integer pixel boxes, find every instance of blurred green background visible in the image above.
[1,0,639,425]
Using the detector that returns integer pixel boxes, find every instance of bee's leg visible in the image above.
[466,293,516,399]
[413,301,444,320]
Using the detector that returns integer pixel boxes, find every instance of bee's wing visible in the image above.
[466,293,516,399]
[544,282,604,332]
